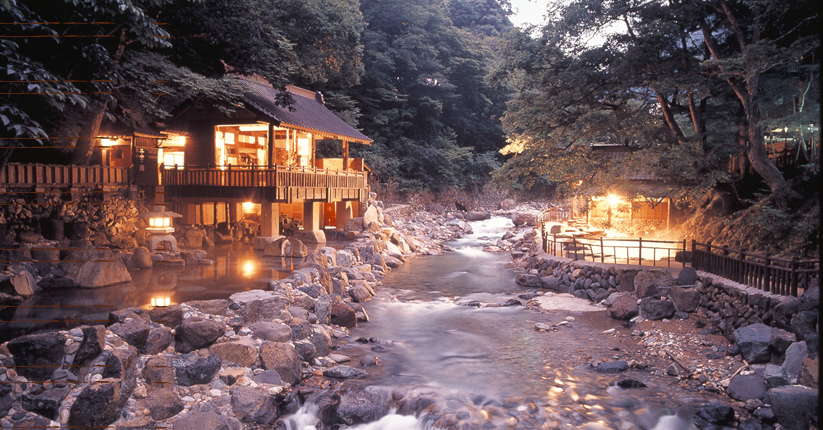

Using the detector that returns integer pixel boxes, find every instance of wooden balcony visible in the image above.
[161,164,368,202]
[1,163,129,189]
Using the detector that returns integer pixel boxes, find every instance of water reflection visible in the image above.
[0,241,348,343]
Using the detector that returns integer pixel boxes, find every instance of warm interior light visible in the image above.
[101,138,115,147]
[242,260,256,278]
[242,202,255,212]
[151,297,171,307]
[606,194,621,207]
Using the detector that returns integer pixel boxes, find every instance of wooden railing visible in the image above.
[161,164,368,190]
[1,163,129,188]
[692,241,819,297]
[543,233,686,268]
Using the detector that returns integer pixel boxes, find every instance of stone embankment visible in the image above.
[0,199,480,429]
[511,221,819,430]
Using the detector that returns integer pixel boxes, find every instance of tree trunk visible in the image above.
[69,102,107,165]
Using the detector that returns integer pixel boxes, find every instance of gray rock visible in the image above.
[109,318,151,351]
[767,385,818,430]
[734,323,774,363]
[132,246,153,269]
[640,298,675,320]
[769,328,797,354]
[252,322,293,342]
[58,248,132,288]
[669,285,701,312]
[137,388,184,420]
[252,370,283,385]
[186,299,229,316]
[173,354,222,386]
[515,274,542,288]
[696,403,735,425]
[6,331,66,380]
[782,341,808,376]
[231,386,279,425]
[22,386,71,420]
[337,386,389,425]
[208,338,258,367]
[799,284,818,311]
[174,318,225,353]
[772,296,801,328]
[68,379,135,429]
[115,417,157,430]
[259,342,302,386]
[294,340,317,361]
[727,371,768,401]
[172,402,238,430]
[764,364,791,388]
[143,356,174,388]
[608,294,639,320]
[323,365,368,379]
[634,270,674,298]
[310,326,332,357]
[73,325,106,367]
[0,267,37,297]
[540,276,560,291]
[330,303,358,328]
[593,360,628,373]
[229,290,290,324]
[676,267,698,286]
[103,345,138,379]
[789,311,818,343]
[148,305,184,329]
[465,211,491,221]
[619,269,640,293]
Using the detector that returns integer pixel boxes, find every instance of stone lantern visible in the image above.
[140,205,182,252]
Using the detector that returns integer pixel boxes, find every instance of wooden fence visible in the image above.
[542,233,686,268]
[161,164,368,190]
[692,241,819,297]
[1,163,129,188]
[537,207,572,224]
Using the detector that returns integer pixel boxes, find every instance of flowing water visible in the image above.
[288,217,728,429]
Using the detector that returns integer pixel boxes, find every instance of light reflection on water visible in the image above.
[0,241,344,342]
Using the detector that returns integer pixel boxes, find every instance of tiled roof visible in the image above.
[238,79,372,144]
[98,116,164,139]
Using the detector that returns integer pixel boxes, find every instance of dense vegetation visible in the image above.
[1,0,819,256]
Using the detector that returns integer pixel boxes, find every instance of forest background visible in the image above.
[0,0,819,258]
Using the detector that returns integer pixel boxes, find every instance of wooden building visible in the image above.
[160,77,373,238]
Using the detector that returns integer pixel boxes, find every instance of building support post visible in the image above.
[260,201,280,236]
[336,201,352,230]
[303,201,322,231]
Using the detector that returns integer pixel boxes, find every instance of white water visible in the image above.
[285,404,434,430]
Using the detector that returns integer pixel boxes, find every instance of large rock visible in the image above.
[293,230,326,244]
[141,328,173,356]
[173,354,222,386]
[6,332,66,380]
[540,276,561,291]
[252,236,282,251]
[676,267,698,285]
[734,323,774,364]
[109,318,151,351]
[230,289,290,324]
[172,402,239,430]
[618,269,640,293]
[323,365,368,379]
[231,386,279,425]
[143,356,174,388]
[344,217,364,232]
[696,403,736,425]
[252,322,293,342]
[633,270,674,298]
[103,345,138,379]
[174,318,225,353]
[0,267,37,298]
[336,386,389,426]
[772,295,801,328]
[799,284,818,311]
[186,299,229,316]
[263,237,288,256]
[465,211,491,221]
[670,285,701,312]
[608,294,639,320]
[789,311,818,345]
[498,199,516,210]
[73,325,107,367]
[515,274,542,288]
[727,370,768,401]
[767,385,818,430]
[764,364,791,388]
[511,211,538,226]
[68,378,135,429]
[798,356,818,389]
[639,298,675,320]
[330,303,358,328]
[208,338,259,367]
[132,246,153,269]
[148,305,184,329]
[137,388,184,420]
[58,248,132,288]
[116,417,156,430]
[22,386,71,420]
[259,342,302,386]
[782,341,808,376]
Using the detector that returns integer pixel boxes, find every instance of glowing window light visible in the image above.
[606,194,621,207]
[151,297,171,307]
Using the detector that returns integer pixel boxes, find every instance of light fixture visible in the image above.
[151,297,171,307]
[242,201,255,213]
[606,194,621,207]
[101,138,116,147]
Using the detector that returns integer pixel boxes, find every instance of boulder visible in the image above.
[137,387,184,420]
[294,340,317,361]
[231,386,279,425]
[252,370,283,386]
[349,284,373,302]
[143,326,173,355]
[290,239,308,257]
[769,329,797,354]
[310,326,332,357]
[21,386,71,420]
[252,236,282,251]
[515,274,542,288]
[789,311,818,344]
[619,269,640,293]
[58,248,132,288]
[2,412,50,430]
[764,364,791,388]
[336,386,389,426]
[323,365,368,379]
[540,276,560,291]
[6,332,66,380]
[465,211,491,221]
[639,298,675,320]
[172,402,239,430]
[797,356,818,389]
[799,284,818,311]
[696,403,735,425]
[608,294,639,320]
[218,368,246,386]
[115,417,156,430]
[132,246,153,269]
[498,199,516,210]
[252,322,293,342]
[263,237,288,256]
[669,285,700,312]
[362,206,380,227]
[109,307,150,324]
[259,342,302,386]
[143,356,174,388]
[103,345,138,379]
[148,305,184,329]
[229,290,290,324]
[676,267,698,286]
[633,270,674,298]
[782,341,808,376]
[294,230,326,244]
[511,211,538,226]
[173,354,222,386]
[344,217,364,232]
[727,370,768,401]
[331,303,358,328]
[734,323,774,364]
[772,295,801,329]
[0,267,37,298]
[767,385,818,430]
[73,325,107,367]
[109,318,151,351]
[40,218,65,240]
[208,338,259,367]
[186,299,229,316]
[68,379,134,429]
[174,318,225,353]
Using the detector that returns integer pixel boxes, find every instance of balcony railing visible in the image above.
[1,163,129,188]
[161,164,368,190]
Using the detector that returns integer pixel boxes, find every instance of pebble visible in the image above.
[602,328,616,334]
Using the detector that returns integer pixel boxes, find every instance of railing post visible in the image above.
[763,252,771,293]
[682,239,687,268]
[573,236,578,260]
[600,237,604,263]
[638,237,643,266]
[790,257,799,297]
